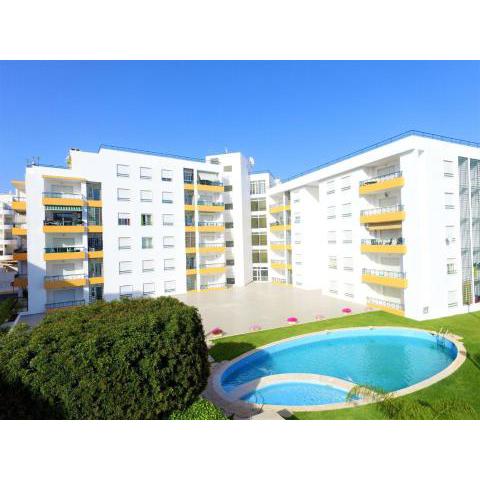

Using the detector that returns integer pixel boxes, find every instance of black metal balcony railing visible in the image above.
[360,205,404,216]
[361,238,404,246]
[359,171,402,186]
[45,299,86,309]
[88,244,103,252]
[44,274,87,281]
[200,282,226,289]
[197,180,223,186]
[366,296,404,311]
[15,273,28,279]
[43,192,84,199]
[45,246,85,253]
[14,247,28,253]
[197,200,224,206]
[362,268,406,279]
[198,221,224,227]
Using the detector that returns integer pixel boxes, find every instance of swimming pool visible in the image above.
[216,327,463,409]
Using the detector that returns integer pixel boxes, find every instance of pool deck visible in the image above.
[175,282,365,337]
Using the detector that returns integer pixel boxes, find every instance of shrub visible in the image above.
[0,297,210,419]
[0,298,16,324]
[169,398,228,420]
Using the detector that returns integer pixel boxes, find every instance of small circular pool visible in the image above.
[215,327,464,409]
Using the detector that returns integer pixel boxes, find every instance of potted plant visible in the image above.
[210,327,224,338]
[287,316,298,325]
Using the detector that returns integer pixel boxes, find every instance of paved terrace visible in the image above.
[175,282,365,337]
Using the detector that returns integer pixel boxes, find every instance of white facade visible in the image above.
[10,131,480,320]
[0,193,15,265]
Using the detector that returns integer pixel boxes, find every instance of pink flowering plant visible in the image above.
[211,327,223,336]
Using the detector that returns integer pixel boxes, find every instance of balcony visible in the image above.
[45,299,85,310]
[13,274,28,288]
[44,274,87,289]
[13,248,27,261]
[185,222,225,233]
[270,241,292,251]
[269,203,291,214]
[194,243,226,254]
[198,263,226,275]
[12,224,27,236]
[197,180,224,193]
[11,196,26,212]
[44,246,85,261]
[199,282,226,291]
[196,200,225,212]
[42,191,85,207]
[270,222,292,232]
[361,238,406,254]
[360,205,405,225]
[359,171,404,195]
[362,268,408,289]
[43,218,85,233]
[271,261,292,270]
[366,296,405,316]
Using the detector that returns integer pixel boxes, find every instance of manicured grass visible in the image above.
[209,311,480,419]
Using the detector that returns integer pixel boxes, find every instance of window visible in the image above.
[183,168,194,184]
[250,180,266,195]
[185,232,195,248]
[295,253,303,265]
[119,285,133,298]
[163,236,174,248]
[294,214,301,224]
[327,231,336,244]
[226,240,234,247]
[141,214,152,226]
[161,169,173,181]
[117,164,129,177]
[117,188,130,201]
[448,290,457,307]
[225,203,233,210]
[253,266,268,281]
[444,192,454,209]
[163,214,174,226]
[447,259,456,274]
[142,259,154,272]
[164,258,175,271]
[140,190,153,202]
[443,160,454,177]
[164,280,176,293]
[118,212,130,226]
[328,256,337,269]
[224,165,232,172]
[224,185,233,192]
[446,225,456,244]
[143,282,155,296]
[329,280,338,294]
[326,179,335,194]
[341,175,351,191]
[327,205,336,219]
[252,232,267,246]
[226,258,234,266]
[118,237,131,250]
[251,215,267,229]
[209,158,220,165]
[142,237,153,249]
[344,283,354,298]
[162,191,173,204]
[251,198,266,211]
[119,261,132,274]
[343,230,353,243]
[140,167,152,179]
[343,257,353,271]
[252,250,268,263]
[225,222,234,229]
[342,203,352,217]
[88,207,102,226]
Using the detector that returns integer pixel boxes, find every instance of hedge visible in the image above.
[169,397,228,420]
[0,297,210,419]
[0,298,16,324]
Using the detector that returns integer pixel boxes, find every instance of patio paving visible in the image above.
[174,282,365,337]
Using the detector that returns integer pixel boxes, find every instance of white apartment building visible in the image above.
[9,131,480,320]
[0,193,16,266]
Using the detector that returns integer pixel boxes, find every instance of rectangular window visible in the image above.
[224,165,232,172]
[162,191,173,204]
[117,164,129,177]
[163,236,174,248]
[341,175,351,191]
[446,225,456,243]
[142,259,154,272]
[447,259,456,274]
[161,169,173,181]
[225,203,233,210]
[140,214,152,226]
[163,214,174,226]
[140,167,152,179]
[252,232,267,246]
[119,285,133,298]
[226,240,234,247]
[326,179,335,194]
[164,258,175,271]
[294,214,301,224]
[224,184,233,192]
[344,282,354,298]
[444,192,454,209]
[119,261,132,274]
[143,282,155,296]
[251,215,267,229]
[343,257,353,271]
[294,232,302,244]
[252,250,268,263]
[117,188,130,201]
[328,256,337,269]
[164,280,176,293]
[327,231,336,244]
[327,205,336,219]
[183,168,194,184]
[329,280,338,294]
[118,212,130,226]
[140,190,153,202]
[142,237,153,249]
[295,253,302,265]
[185,232,195,248]
[343,230,353,243]
[342,203,352,217]
[250,180,266,195]
[118,237,131,250]
[251,198,266,211]
[448,290,457,307]
[443,160,454,177]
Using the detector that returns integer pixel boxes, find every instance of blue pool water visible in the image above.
[221,328,457,404]
[241,382,351,406]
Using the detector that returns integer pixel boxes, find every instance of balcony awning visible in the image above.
[45,205,83,211]
[198,171,218,182]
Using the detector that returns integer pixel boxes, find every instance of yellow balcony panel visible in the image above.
[184,204,195,211]
[269,204,291,214]
[89,277,104,285]
[42,175,86,182]
[196,184,224,193]
[198,266,226,275]
[86,200,103,208]
[13,252,27,261]
[360,211,405,224]
[13,277,28,288]
[44,278,87,289]
[362,274,408,289]
[271,262,292,270]
[87,225,103,233]
[42,197,85,207]
[270,224,291,232]
[197,225,225,233]
[185,226,196,233]
[88,251,103,259]
[12,200,26,211]
[184,183,195,190]
[367,223,403,231]
[11,180,25,189]
[359,176,405,195]
[270,243,292,251]
[185,247,196,254]
[186,269,197,275]
[360,244,407,254]
[44,251,85,261]
[43,225,85,233]
[367,302,405,317]
[196,204,225,212]
[197,246,226,254]
[12,227,27,236]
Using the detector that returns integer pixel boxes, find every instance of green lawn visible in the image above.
[209,311,480,419]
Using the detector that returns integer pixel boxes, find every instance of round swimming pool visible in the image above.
[216,327,463,409]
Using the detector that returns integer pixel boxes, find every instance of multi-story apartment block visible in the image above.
[9,131,480,320]
[0,193,16,266]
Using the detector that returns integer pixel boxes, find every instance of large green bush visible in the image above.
[169,397,228,420]
[0,298,16,324]
[0,297,210,419]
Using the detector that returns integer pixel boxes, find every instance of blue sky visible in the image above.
[0,61,479,191]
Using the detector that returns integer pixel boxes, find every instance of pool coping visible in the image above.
[207,326,467,416]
